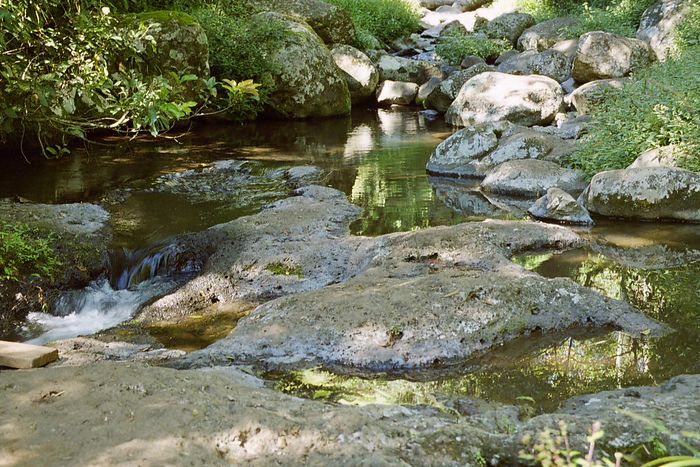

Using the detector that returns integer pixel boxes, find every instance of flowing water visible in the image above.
[2,109,699,413]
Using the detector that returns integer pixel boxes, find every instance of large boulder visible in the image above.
[376,80,419,106]
[628,145,679,168]
[528,187,594,225]
[376,55,444,85]
[517,17,580,51]
[637,0,691,61]
[425,126,500,177]
[424,63,495,112]
[475,127,576,170]
[481,159,588,197]
[256,13,351,119]
[580,167,700,222]
[446,72,563,127]
[331,45,379,103]
[566,78,626,114]
[255,0,357,45]
[572,32,655,83]
[497,49,572,83]
[476,12,536,44]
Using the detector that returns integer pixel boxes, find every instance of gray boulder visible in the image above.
[476,12,536,44]
[628,145,679,168]
[637,0,691,61]
[258,13,351,118]
[528,187,594,225]
[424,63,495,112]
[416,77,442,106]
[446,72,563,127]
[572,32,655,83]
[481,159,588,197]
[376,55,444,85]
[551,38,579,59]
[425,126,499,177]
[497,49,572,83]
[517,17,580,51]
[581,167,700,222]
[566,78,626,114]
[376,80,419,106]
[331,45,379,103]
[475,127,577,171]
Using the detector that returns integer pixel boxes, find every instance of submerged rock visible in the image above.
[481,160,588,198]
[430,176,523,218]
[186,220,663,371]
[528,187,594,225]
[580,167,700,222]
[572,32,655,83]
[446,72,563,127]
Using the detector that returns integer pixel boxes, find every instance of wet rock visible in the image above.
[497,49,572,83]
[376,80,419,106]
[257,13,351,118]
[136,186,374,323]
[567,78,626,115]
[628,145,679,169]
[572,32,655,83]
[517,17,580,51]
[430,176,524,218]
[425,126,499,177]
[446,72,564,127]
[187,220,663,371]
[376,55,444,85]
[637,0,691,61]
[475,12,535,45]
[591,243,700,270]
[283,166,322,188]
[528,187,594,225]
[416,77,442,106]
[481,160,588,198]
[424,63,495,112]
[254,0,357,45]
[331,45,379,104]
[580,167,700,222]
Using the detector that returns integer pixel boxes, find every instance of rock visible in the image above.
[476,12,535,44]
[474,127,577,172]
[560,77,577,94]
[481,160,588,197]
[186,220,664,371]
[376,55,444,85]
[580,167,700,222]
[446,72,563,127]
[534,113,591,140]
[497,49,572,83]
[637,0,691,61]
[254,0,357,45]
[424,63,495,112]
[572,32,655,83]
[566,78,626,115]
[517,17,580,51]
[528,187,594,225]
[419,0,454,8]
[495,49,520,64]
[331,45,379,103]
[551,38,579,59]
[136,186,373,323]
[628,145,678,168]
[440,19,469,38]
[430,176,524,218]
[425,126,499,177]
[454,0,492,11]
[125,11,209,97]
[256,13,351,119]
[376,80,419,106]
[284,166,322,188]
[460,54,485,68]
[416,77,442,106]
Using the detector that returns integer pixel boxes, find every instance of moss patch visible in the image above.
[265,261,304,278]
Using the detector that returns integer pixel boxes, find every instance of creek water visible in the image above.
[1,109,699,412]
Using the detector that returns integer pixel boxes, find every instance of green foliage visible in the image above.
[674,0,700,54]
[0,223,61,283]
[435,31,512,65]
[323,0,420,49]
[518,0,656,37]
[569,47,700,177]
[265,261,304,278]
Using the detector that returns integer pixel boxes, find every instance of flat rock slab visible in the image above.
[0,340,58,369]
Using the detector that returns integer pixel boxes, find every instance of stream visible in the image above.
[1,108,699,413]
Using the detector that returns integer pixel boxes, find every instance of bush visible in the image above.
[674,0,700,54]
[435,31,512,65]
[0,223,61,283]
[324,0,420,49]
[569,47,700,177]
[518,0,656,37]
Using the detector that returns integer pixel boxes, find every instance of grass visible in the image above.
[435,31,512,64]
[323,0,421,49]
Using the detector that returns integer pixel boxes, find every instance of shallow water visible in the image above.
[3,109,700,413]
